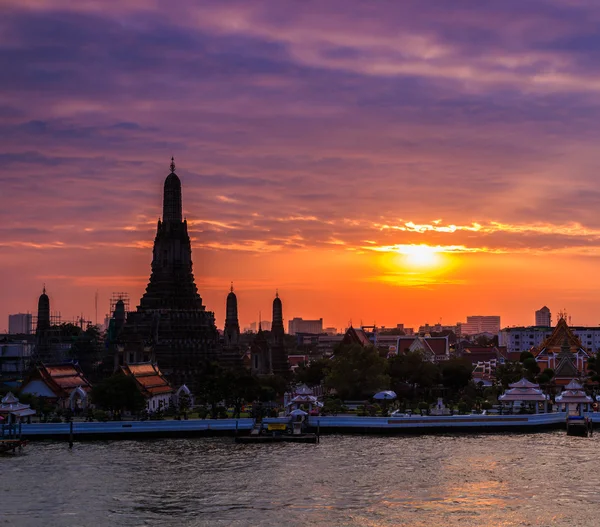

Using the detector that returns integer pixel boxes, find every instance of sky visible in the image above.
[3,0,600,332]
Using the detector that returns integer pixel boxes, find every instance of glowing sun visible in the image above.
[397,244,442,268]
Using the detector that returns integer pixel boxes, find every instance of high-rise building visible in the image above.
[8,313,32,335]
[116,159,220,389]
[460,316,501,336]
[535,306,551,327]
[288,317,323,335]
[249,321,271,332]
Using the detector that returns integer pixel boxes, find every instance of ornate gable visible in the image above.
[555,354,580,378]
[537,317,582,355]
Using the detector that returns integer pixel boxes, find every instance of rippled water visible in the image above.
[2,432,599,526]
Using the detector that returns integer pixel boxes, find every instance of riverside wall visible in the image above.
[9,412,598,440]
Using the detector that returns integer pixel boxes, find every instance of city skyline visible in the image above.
[4,2,600,331]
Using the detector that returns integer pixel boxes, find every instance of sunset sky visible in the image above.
[4,1,600,332]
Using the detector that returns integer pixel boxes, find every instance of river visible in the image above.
[2,432,599,526]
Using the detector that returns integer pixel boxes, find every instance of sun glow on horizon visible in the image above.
[397,244,443,268]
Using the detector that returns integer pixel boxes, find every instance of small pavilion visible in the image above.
[0,392,36,424]
[285,384,321,415]
[499,378,547,413]
[555,379,593,416]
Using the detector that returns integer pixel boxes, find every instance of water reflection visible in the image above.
[2,433,599,526]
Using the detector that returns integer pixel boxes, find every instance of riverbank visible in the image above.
[7,411,597,440]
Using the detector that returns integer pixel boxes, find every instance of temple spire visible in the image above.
[272,291,284,343]
[163,158,182,223]
[224,283,240,347]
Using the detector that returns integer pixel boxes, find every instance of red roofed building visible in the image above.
[341,326,373,347]
[391,336,449,362]
[288,354,310,372]
[121,363,173,413]
[462,346,502,366]
[533,318,592,386]
[20,362,92,409]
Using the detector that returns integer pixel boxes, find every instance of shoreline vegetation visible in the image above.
[4,343,598,435]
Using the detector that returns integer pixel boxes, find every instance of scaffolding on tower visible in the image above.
[109,292,130,316]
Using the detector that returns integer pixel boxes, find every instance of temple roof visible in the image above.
[23,362,92,399]
[499,378,546,401]
[121,362,173,398]
[0,392,36,417]
[565,379,584,391]
[342,326,372,347]
[509,378,539,389]
[556,379,593,404]
[537,317,583,353]
[395,336,449,357]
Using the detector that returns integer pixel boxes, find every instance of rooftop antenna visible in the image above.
[230,281,234,293]
[170,156,175,173]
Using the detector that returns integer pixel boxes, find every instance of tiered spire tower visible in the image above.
[224,283,240,347]
[117,159,219,388]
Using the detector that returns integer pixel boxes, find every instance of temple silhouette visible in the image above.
[109,159,287,389]
[115,159,221,389]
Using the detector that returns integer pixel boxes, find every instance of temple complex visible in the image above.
[533,317,591,385]
[116,159,220,390]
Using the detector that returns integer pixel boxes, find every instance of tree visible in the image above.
[90,374,145,416]
[520,351,535,363]
[294,358,330,387]
[178,392,191,418]
[195,362,229,419]
[224,369,260,418]
[522,357,540,380]
[495,361,524,390]
[440,358,473,394]
[325,344,389,400]
[587,357,600,384]
[69,325,105,381]
[537,367,555,389]
[388,351,442,401]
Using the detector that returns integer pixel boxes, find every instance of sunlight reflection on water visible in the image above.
[2,432,599,526]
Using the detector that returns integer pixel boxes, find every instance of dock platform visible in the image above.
[0,439,27,453]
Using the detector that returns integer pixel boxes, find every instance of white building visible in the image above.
[535,306,551,327]
[0,340,33,375]
[499,325,600,355]
[8,313,32,335]
[288,317,323,335]
[461,316,501,336]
